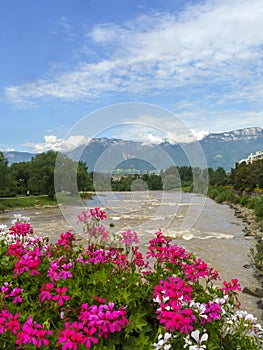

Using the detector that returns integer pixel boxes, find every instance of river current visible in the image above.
[88,191,244,241]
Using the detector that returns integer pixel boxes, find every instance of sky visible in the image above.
[1,0,263,153]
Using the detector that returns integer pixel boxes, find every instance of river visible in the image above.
[0,191,261,320]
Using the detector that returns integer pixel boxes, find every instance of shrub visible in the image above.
[240,195,251,207]
[0,210,262,349]
[254,197,263,220]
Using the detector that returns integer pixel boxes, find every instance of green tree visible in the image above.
[28,151,58,199]
[8,161,31,194]
[77,161,93,192]
[163,174,181,190]
[178,166,193,186]
[191,168,208,194]
[147,174,163,190]
[232,162,256,192]
[251,159,263,189]
[93,172,112,191]
[54,152,80,196]
[0,152,9,196]
[208,167,228,186]
[254,196,263,220]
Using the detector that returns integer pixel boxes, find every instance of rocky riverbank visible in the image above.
[230,203,263,319]
[230,204,262,238]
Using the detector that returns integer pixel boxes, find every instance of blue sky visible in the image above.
[1,0,263,153]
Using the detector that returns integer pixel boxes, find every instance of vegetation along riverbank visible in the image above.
[208,185,263,318]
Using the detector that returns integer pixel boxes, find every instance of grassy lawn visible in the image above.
[0,196,57,211]
[0,192,94,211]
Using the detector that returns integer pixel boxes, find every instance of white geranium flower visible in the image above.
[0,224,7,231]
[12,214,30,224]
[153,332,174,350]
[184,330,208,349]
[153,295,162,304]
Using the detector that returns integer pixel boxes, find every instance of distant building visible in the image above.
[238,150,263,165]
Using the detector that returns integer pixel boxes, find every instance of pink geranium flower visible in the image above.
[39,283,55,302]
[52,286,70,306]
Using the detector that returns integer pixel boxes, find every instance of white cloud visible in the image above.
[4,0,263,106]
[105,114,209,144]
[191,129,209,141]
[44,135,58,143]
[31,134,88,153]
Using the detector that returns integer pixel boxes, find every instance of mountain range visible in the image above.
[3,127,263,172]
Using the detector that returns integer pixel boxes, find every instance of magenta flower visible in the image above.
[154,276,196,334]
[77,207,106,223]
[83,326,98,348]
[13,247,43,278]
[181,258,211,282]
[6,240,25,258]
[204,301,223,322]
[5,315,21,334]
[146,230,190,264]
[88,249,106,265]
[77,210,90,223]
[222,278,241,294]
[47,259,73,281]
[9,221,33,236]
[16,316,52,349]
[35,329,53,347]
[121,229,140,246]
[10,287,23,303]
[60,262,73,280]
[47,259,61,281]
[57,231,76,249]
[58,322,85,349]
[2,312,20,335]
[1,282,12,298]
[52,286,70,306]
[78,302,129,338]
[90,207,106,220]
[39,283,55,302]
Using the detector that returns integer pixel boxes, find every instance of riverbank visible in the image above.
[0,192,94,212]
[227,203,263,319]
[0,195,57,212]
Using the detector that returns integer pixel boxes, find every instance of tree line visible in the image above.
[0,151,92,199]
[1,150,262,198]
[230,160,263,193]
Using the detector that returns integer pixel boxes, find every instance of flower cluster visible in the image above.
[57,231,76,250]
[77,208,109,245]
[47,257,73,281]
[222,278,241,294]
[78,302,129,338]
[0,311,52,348]
[39,284,70,306]
[16,316,52,349]
[120,229,140,246]
[154,276,195,334]
[1,283,23,304]
[9,221,34,237]
[77,207,106,223]
[0,210,262,349]
[181,258,220,282]
[147,230,190,264]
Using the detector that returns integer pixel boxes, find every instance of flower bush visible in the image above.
[0,209,263,349]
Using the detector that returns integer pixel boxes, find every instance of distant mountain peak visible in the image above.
[3,126,263,171]
[205,127,263,141]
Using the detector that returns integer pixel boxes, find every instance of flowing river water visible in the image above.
[0,191,262,320]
